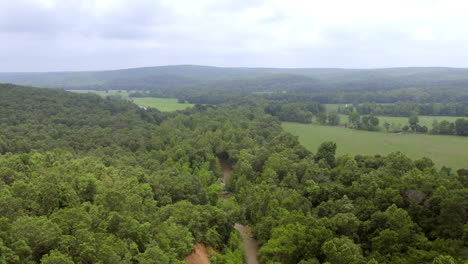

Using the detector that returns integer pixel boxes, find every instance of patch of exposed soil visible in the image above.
[185,243,210,264]
[219,160,232,185]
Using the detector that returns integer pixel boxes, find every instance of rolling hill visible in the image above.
[2,65,468,103]
[1,65,468,91]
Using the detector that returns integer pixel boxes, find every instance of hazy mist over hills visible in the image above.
[2,65,468,94]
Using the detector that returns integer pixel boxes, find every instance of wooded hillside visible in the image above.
[0,84,466,263]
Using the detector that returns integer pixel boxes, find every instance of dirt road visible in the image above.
[220,160,259,264]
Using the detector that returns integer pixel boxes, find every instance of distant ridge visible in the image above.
[1,65,468,94]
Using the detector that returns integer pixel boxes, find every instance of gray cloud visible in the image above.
[0,1,70,34]
[1,0,468,71]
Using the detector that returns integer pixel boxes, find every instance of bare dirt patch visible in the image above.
[185,243,210,264]
[219,160,233,184]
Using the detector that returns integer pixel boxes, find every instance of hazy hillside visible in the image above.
[0,65,336,89]
[3,65,468,94]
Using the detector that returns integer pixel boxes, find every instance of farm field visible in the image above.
[132,98,195,111]
[69,90,194,111]
[282,122,468,169]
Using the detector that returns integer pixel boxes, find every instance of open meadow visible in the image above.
[69,90,194,111]
[283,122,468,169]
[132,98,195,111]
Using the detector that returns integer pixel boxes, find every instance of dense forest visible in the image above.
[0,83,467,264]
[172,88,468,105]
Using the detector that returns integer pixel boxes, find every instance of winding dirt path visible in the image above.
[219,159,232,185]
[185,160,259,264]
[234,224,259,264]
[219,160,259,264]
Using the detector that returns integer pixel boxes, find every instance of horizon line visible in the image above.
[0,64,465,74]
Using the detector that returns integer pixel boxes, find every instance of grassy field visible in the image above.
[69,90,194,112]
[132,98,195,111]
[283,122,468,169]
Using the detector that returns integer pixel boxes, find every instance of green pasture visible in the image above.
[282,122,468,170]
[69,90,193,112]
[132,98,195,112]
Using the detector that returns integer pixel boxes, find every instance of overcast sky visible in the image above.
[1,0,468,71]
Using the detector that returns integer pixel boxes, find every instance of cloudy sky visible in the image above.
[1,0,468,71]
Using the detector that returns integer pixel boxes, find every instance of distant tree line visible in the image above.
[431,119,468,136]
[128,87,468,107]
[347,113,380,131]
[393,116,468,136]
[339,102,468,117]
[342,111,468,137]
[315,112,341,126]
[265,102,324,123]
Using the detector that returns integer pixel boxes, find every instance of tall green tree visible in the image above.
[408,115,419,131]
[316,112,328,125]
[322,237,364,264]
[315,142,337,167]
[328,112,340,125]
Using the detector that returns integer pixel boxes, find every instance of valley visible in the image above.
[3,1,468,262]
